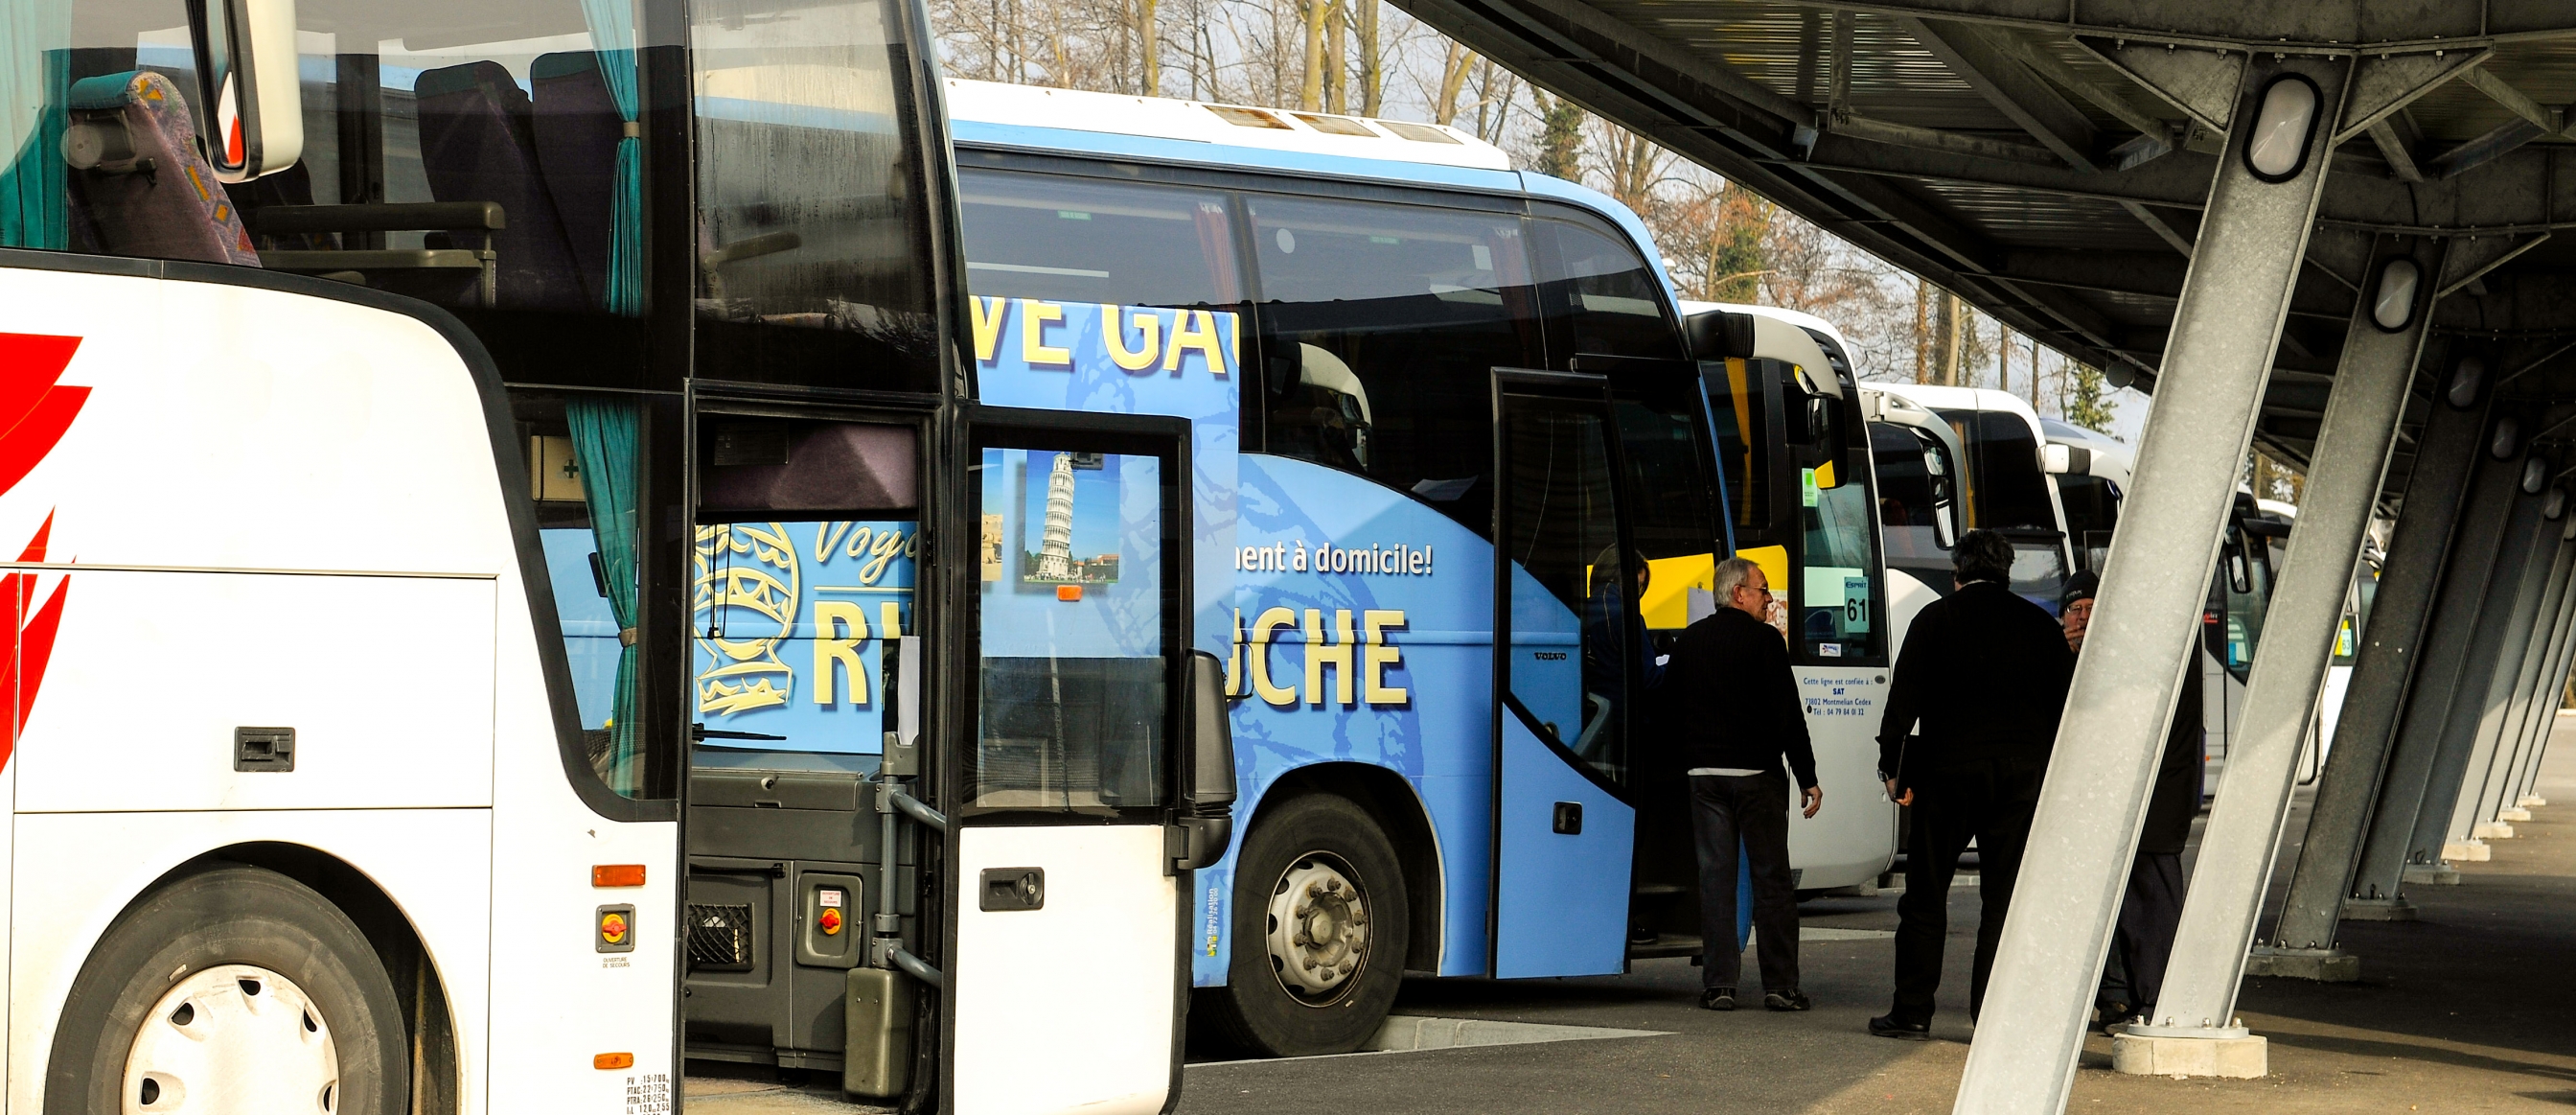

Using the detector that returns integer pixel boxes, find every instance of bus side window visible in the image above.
[1251,194,1542,538]
[1530,207,1684,363]
[956,169,1242,310]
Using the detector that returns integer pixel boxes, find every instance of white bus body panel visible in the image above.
[0,267,677,1113]
[953,825,1176,1115]
[10,810,495,1112]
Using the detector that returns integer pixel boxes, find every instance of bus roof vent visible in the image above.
[1379,120,1465,145]
[1206,105,1292,130]
[1292,112,1377,136]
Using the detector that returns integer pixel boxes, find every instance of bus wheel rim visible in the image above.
[1264,852,1371,1005]
[123,963,341,1115]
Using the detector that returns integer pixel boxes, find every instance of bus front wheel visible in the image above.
[44,865,411,1115]
[1208,794,1408,1057]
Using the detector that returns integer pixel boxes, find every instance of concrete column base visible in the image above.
[2499,806,2534,822]
[2519,795,2549,807]
[2243,944,2360,982]
[2343,896,2417,920]
[2112,1025,2266,1078]
[2403,863,2463,885]
[2472,821,2517,839]
[2445,839,2494,860]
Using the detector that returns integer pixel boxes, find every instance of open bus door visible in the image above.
[929,405,1224,1113]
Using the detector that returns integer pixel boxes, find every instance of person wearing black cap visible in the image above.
[2065,569,2206,1032]
[1868,529,2075,1039]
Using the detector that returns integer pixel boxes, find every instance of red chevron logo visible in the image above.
[0,333,90,772]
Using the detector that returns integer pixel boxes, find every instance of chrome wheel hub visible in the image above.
[1264,854,1370,1002]
[123,964,340,1115]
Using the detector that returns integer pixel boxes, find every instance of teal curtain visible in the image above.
[568,397,644,794]
[580,0,645,315]
[1,1,71,249]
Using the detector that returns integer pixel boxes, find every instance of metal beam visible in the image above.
[2460,63,2566,137]
[2334,49,2492,143]
[2074,35,2242,134]
[2477,523,2576,828]
[2430,118,2549,180]
[2152,236,2446,1034]
[2433,495,2568,849]
[2365,119,2425,183]
[1953,57,2349,1112]
[1901,17,2102,170]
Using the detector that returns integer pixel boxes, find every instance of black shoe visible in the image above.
[1700,987,1737,1011]
[1868,1013,1930,1039]
[1764,989,1812,1011]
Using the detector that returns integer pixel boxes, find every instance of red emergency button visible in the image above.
[599,910,629,945]
[819,908,843,935]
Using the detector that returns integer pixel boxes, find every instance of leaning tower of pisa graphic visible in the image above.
[1035,452,1077,580]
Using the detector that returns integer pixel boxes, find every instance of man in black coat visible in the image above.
[1869,530,2075,1038]
[2062,570,2205,1030]
[1668,555,1821,1011]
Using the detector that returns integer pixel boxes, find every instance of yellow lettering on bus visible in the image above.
[1022,300,1071,368]
[1102,305,1161,372]
[814,602,870,705]
[1163,309,1226,375]
[879,601,903,639]
[1304,609,1355,707]
[970,296,1008,364]
[1251,607,1299,707]
[1363,610,1408,704]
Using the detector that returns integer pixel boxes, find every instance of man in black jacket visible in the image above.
[1869,530,2074,1038]
[1668,555,1820,1012]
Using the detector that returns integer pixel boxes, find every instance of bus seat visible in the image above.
[59,71,259,267]
[530,52,624,306]
[413,60,586,311]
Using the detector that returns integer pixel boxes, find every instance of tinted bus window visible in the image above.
[1613,378,1724,631]
[1705,359,1772,544]
[1252,195,1541,537]
[692,0,941,392]
[1938,408,2058,531]
[1531,207,1682,361]
[1871,422,1953,571]
[1787,373,1880,662]
[958,170,1241,309]
[2057,472,2121,572]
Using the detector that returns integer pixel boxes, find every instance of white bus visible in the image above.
[0,0,1231,1111]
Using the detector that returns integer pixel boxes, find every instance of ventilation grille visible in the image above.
[687,903,754,970]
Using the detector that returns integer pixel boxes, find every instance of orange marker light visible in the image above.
[599,911,629,945]
[594,1053,634,1071]
[819,908,843,935]
[1056,585,1083,601]
[592,864,646,887]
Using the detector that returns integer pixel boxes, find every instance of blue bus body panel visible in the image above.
[1493,713,1635,978]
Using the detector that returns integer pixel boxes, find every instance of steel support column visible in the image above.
[2463,520,2575,835]
[2497,534,2576,812]
[2512,602,2576,805]
[2265,360,2493,957]
[2350,453,2549,897]
[2415,469,2560,860]
[2146,236,2442,1034]
[1952,58,2348,1115]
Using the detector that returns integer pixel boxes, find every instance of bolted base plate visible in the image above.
[2112,1028,2266,1079]
[2472,821,2517,840]
[2343,896,2417,921]
[2499,807,2533,822]
[2403,863,2462,885]
[2443,839,2493,861]
[2518,796,2548,808]
[2244,945,2360,982]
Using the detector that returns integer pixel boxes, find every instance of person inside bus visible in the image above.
[1668,556,1819,1012]
[2060,571,2204,1033]
[1869,529,2074,1039]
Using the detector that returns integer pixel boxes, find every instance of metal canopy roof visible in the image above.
[1385,0,2576,489]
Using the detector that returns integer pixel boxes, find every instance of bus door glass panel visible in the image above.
[2055,473,2123,573]
[691,417,921,768]
[1868,423,1956,581]
[1936,408,2060,534]
[691,0,943,393]
[1703,359,1773,543]
[1782,366,1881,662]
[1251,194,1541,537]
[1492,375,1635,979]
[953,412,1186,1115]
[2003,531,2071,618]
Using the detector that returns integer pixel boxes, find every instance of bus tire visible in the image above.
[1208,793,1408,1057]
[44,865,410,1115]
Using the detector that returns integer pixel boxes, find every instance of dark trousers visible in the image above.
[1892,760,2039,1025]
[2097,851,2186,1016]
[1689,771,1799,992]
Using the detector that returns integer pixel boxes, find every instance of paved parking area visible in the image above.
[692,731,2576,1113]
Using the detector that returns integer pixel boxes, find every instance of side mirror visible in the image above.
[1175,650,1236,871]
[2041,443,2090,476]
[184,0,303,182]
[1683,309,1757,360]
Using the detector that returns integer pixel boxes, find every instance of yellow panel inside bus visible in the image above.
[1638,552,1715,629]
[1736,545,1789,608]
